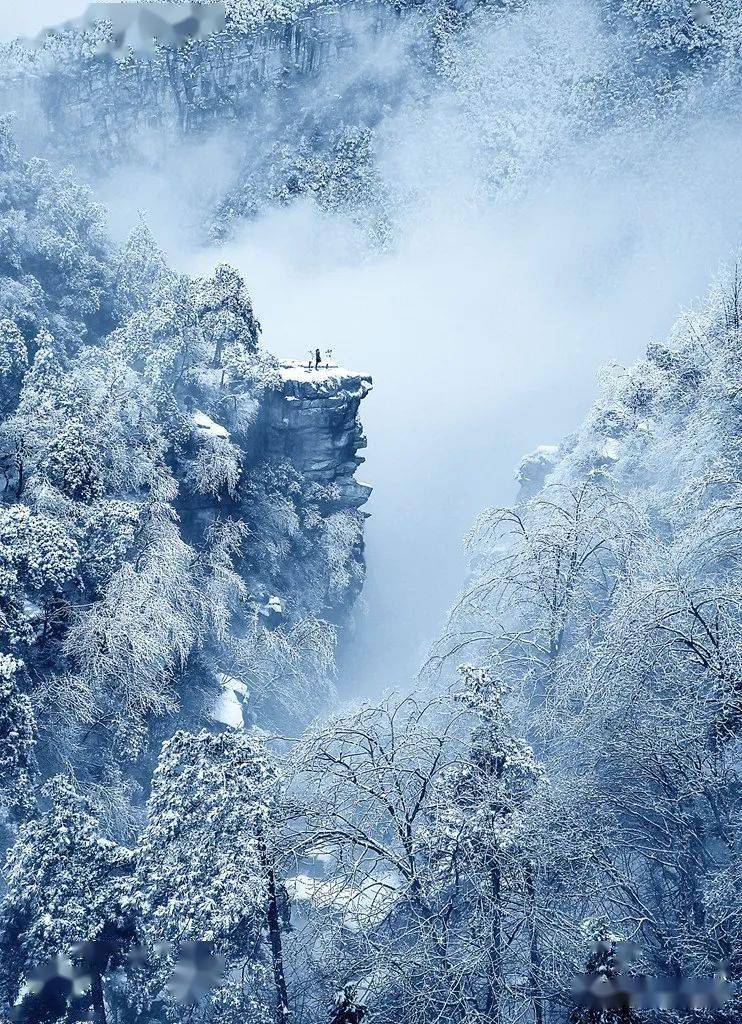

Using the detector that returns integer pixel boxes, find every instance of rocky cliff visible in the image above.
[262,361,373,511]
[515,444,559,502]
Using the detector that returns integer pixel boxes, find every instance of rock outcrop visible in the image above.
[515,444,558,502]
[262,361,373,510]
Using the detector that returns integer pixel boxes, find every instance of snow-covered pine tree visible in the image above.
[0,776,134,1023]
[0,653,38,822]
[570,922,640,1024]
[134,729,281,1022]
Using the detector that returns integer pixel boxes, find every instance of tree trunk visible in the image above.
[525,862,545,1024]
[212,335,224,368]
[266,860,290,1022]
[90,968,108,1024]
[489,862,503,1024]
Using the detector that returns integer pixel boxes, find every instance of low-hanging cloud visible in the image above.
[87,0,742,693]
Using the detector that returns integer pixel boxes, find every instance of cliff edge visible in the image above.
[262,360,373,511]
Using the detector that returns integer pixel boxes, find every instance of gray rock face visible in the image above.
[515,444,559,502]
[262,361,373,510]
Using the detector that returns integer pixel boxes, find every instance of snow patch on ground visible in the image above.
[193,410,230,439]
[278,359,364,383]
[210,673,249,729]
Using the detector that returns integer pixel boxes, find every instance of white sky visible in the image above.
[0,0,88,41]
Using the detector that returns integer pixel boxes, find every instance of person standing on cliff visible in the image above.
[315,348,322,370]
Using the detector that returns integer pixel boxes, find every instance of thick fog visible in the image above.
[77,1,742,693]
[193,156,741,693]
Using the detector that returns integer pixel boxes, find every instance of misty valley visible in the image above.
[0,2,740,1023]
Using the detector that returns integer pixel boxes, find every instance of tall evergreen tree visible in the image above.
[0,776,134,1023]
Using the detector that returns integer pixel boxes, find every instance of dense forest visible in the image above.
[0,1,740,1023]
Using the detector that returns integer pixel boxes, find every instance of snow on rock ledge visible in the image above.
[515,444,558,502]
[193,410,230,439]
[261,360,373,510]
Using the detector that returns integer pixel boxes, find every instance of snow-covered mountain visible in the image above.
[0,2,740,1023]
